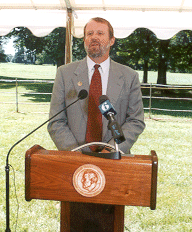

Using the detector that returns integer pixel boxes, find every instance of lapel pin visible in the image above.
[77,81,82,86]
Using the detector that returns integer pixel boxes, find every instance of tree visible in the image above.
[72,37,86,61]
[0,38,7,62]
[8,27,44,64]
[13,46,25,63]
[6,26,192,83]
[169,30,192,73]
[9,27,66,67]
[113,28,158,83]
[157,39,170,85]
[42,27,66,67]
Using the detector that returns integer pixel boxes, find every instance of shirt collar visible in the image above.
[87,56,110,73]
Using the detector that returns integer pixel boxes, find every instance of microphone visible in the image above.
[5,89,88,232]
[78,89,88,100]
[99,95,125,144]
[98,95,117,119]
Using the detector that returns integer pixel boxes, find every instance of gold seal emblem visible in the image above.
[73,164,106,197]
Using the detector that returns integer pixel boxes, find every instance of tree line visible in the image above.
[0,27,192,84]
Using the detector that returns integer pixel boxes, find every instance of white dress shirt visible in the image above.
[87,56,110,95]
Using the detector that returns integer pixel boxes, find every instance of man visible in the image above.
[47,17,145,155]
[48,17,145,232]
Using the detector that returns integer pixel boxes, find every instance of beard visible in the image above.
[85,39,110,58]
[86,45,102,58]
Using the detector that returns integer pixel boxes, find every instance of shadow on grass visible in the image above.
[142,87,192,118]
[23,83,53,103]
[1,76,192,117]
[0,76,53,102]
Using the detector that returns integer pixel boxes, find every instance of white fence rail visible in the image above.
[141,83,192,117]
[0,79,192,116]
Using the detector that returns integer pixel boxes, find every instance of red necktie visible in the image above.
[86,64,102,151]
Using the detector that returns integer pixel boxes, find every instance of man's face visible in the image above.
[84,20,115,59]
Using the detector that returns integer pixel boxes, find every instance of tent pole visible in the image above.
[65,8,73,64]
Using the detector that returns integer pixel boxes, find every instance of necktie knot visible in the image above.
[94,64,100,70]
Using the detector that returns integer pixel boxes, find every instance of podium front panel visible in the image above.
[25,145,157,209]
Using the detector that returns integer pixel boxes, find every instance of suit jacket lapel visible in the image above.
[103,60,124,140]
[72,57,89,121]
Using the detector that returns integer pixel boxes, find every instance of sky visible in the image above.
[3,38,15,55]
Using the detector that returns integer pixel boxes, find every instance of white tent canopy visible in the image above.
[0,0,192,40]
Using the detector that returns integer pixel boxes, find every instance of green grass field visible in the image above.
[0,105,191,231]
[0,63,192,117]
[0,63,57,80]
[0,63,192,231]
[1,62,192,84]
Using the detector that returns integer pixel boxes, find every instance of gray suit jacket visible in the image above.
[47,57,145,154]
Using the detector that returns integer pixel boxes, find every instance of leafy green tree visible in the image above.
[9,27,66,67]
[13,46,25,63]
[6,26,192,84]
[169,30,192,73]
[9,27,44,64]
[72,37,86,61]
[0,38,7,62]
[35,51,54,65]
[42,27,66,67]
[156,31,192,84]
[113,28,158,83]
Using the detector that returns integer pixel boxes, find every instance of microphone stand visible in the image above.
[114,141,119,153]
[107,114,125,144]
[5,92,86,232]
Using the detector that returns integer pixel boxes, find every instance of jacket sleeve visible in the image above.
[47,67,79,151]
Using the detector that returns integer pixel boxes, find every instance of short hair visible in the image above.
[84,17,114,39]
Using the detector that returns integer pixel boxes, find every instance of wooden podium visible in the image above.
[25,145,158,232]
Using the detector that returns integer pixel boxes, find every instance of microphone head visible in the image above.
[99,95,109,104]
[78,89,88,100]
[98,95,117,119]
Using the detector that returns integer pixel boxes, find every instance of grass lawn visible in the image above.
[0,62,192,84]
[137,70,192,85]
[0,104,191,231]
[0,63,192,231]
[0,63,57,80]
[0,63,191,117]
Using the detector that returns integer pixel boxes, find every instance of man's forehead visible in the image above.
[86,21,108,31]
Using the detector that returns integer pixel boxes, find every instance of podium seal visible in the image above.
[73,164,106,197]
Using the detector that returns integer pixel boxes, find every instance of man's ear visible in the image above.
[110,36,115,47]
